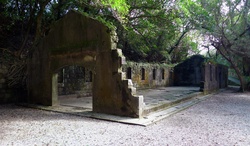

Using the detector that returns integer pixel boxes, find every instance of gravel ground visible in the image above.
[1,87,250,146]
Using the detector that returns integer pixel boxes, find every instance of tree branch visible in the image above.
[168,30,188,54]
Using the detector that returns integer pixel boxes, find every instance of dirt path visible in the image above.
[1,87,250,145]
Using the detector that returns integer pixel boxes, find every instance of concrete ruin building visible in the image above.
[174,55,228,94]
[27,10,143,118]
[0,11,228,118]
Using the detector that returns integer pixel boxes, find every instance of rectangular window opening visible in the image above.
[141,68,145,80]
[153,69,156,80]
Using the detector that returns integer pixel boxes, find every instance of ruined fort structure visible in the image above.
[27,11,143,118]
[0,11,228,118]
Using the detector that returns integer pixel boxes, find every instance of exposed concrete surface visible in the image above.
[59,95,92,109]
[21,86,198,126]
[20,87,203,126]
[139,87,201,115]
[1,87,250,145]
[139,86,200,106]
[57,86,200,109]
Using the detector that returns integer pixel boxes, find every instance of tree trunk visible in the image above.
[215,45,245,92]
[34,0,50,43]
[230,60,245,92]
[168,30,188,54]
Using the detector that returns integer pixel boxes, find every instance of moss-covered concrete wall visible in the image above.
[122,62,172,89]
[28,10,144,118]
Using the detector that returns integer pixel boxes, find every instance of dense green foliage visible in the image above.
[120,0,200,63]
[0,0,249,90]
[0,0,199,63]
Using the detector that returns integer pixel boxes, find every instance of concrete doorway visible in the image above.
[56,65,93,110]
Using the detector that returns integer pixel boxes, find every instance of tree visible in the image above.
[118,0,199,63]
[0,0,129,87]
[186,0,250,92]
[0,0,51,87]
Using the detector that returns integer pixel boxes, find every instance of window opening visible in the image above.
[153,69,156,80]
[141,68,145,80]
[161,69,165,80]
[210,65,212,81]
[215,67,218,81]
[86,70,92,82]
[127,67,132,79]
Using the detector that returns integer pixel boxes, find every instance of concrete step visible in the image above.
[142,92,203,116]
[141,93,212,126]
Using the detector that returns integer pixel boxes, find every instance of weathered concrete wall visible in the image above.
[58,61,172,97]
[122,62,172,89]
[201,63,228,94]
[174,55,205,86]
[93,49,143,117]
[28,10,144,118]
[28,10,111,105]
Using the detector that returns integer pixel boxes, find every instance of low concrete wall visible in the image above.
[201,63,228,94]
[122,62,173,89]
